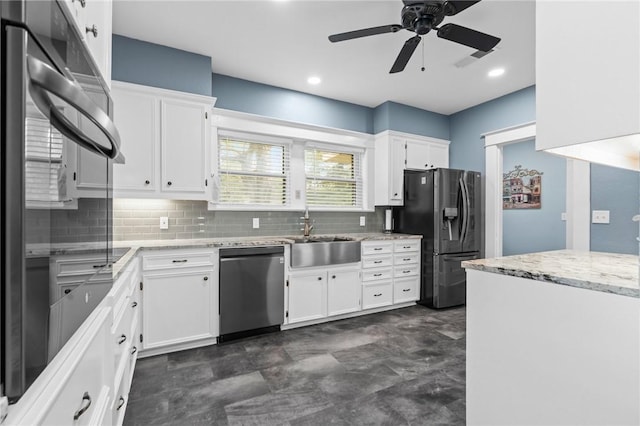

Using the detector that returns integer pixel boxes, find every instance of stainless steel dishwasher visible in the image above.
[218,246,285,341]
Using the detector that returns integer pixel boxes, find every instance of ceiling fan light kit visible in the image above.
[328,0,501,74]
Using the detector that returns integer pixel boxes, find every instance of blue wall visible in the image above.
[590,164,639,254]
[373,101,450,140]
[449,86,536,173]
[112,35,212,96]
[502,140,566,255]
[211,74,373,133]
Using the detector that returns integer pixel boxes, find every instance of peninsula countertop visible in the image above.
[462,249,639,298]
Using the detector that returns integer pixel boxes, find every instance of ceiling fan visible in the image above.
[328,0,501,74]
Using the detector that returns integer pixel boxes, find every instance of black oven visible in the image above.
[1,0,121,401]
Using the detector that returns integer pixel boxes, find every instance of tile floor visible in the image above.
[124,305,466,425]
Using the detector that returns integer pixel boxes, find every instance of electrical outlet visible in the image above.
[592,210,610,224]
[253,218,260,229]
[159,216,169,229]
[359,216,366,227]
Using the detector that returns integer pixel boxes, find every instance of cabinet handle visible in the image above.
[172,259,188,263]
[373,260,383,264]
[317,276,322,281]
[373,293,382,297]
[85,24,98,38]
[117,396,125,411]
[92,264,107,268]
[374,248,383,251]
[373,273,382,277]
[144,180,150,185]
[403,289,411,292]
[118,334,126,345]
[167,181,172,186]
[203,276,209,281]
[64,288,72,295]
[72,0,87,7]
[403,246,411,249]
[73,392,92,421]
[131,301,138,308]
[393,193,398,196]
[402,270,411,274]
[131,346,138,355]
[331,275,336,279]
[403,258,411,262]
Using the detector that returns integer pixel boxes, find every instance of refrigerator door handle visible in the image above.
[459,176,469,244]
[443,254,479,261]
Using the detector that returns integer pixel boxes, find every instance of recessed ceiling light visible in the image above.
[307,76,321,85]
[488,68,505,78]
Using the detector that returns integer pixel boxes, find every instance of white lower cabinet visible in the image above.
[393,277,418,304]
[362,281,393,309]
[141,249,217,354]
[288,264,361,324]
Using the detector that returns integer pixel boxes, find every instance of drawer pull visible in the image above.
[403,246,411,249]
[73,392,92,420]
[172,259,188,263]
[92,264,107,269]
[117,334,127,345]
[373,273,383,277]
[373,293,382,297]
[203,276,209,281]
[373,247,383,251]
[402,258,411,262]
[403,288,411,292]
[64,288,72,295]
[373,260,383,264]
[131,301,138,308]
[402,270,411,274]
[117,396,125,411]
[131,346,138,355]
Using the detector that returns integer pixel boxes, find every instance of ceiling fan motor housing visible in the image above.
[401,1,446,35]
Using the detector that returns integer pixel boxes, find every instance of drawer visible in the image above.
[394,277,418,304]
[394,240,420,253]
[362,256,393,269]
[394,253,419,266]
[112,357,131,426]
[55,256,112,277]
[112,289,135,378]
[394,264,419,278]
[362,267,393,282]
[361,241,393,256]
[362,282,393,309]
[143,250,215,271]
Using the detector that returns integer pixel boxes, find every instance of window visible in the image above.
[304,146,362,208]
[217,132,290,206]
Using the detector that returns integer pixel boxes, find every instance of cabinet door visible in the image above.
[405,139,432,170]
[288,273,327,324]
[83,0,112,83]
[327,269,361,316]
[112,90,158,193]
[142,270,214,350]
[161,99,208,195]
[389,137,405,202]
[428,142,449,169]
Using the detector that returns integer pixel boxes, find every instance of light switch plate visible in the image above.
[592,210,610,224]
[253,218,260,229]
[359,216,366,227]
[561,212,567,221]
[160,216,169,230]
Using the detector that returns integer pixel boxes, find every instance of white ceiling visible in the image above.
[112,0,535,115]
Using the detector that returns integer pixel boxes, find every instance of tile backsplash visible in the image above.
[114,199,386,241]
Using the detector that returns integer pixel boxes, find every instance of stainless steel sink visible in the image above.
[290,237,361,268]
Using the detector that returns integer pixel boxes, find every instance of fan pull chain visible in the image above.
[421,37,426,72]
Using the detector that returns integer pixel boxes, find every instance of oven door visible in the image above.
[2,0,121,401]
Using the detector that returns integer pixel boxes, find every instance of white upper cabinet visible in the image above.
[535,1,640,171]
[374,130,449,206]
[61,0,113,84]
[112,82,215,200]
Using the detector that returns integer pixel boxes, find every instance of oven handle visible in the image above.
[26,55,122,161]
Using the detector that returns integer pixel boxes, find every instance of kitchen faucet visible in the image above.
[301,208,314,237]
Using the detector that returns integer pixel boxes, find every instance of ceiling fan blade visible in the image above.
[444,1,482,16]
[329,24,404,43]
[390,36,421,74]
[437,23,500,52]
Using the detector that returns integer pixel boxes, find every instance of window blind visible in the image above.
[304,147,362,208]
[218,134,290,206]
[25,117,67,203]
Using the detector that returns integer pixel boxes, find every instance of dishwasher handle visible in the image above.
[220,246,285,258]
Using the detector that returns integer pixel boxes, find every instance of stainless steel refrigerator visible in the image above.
[394,168,482,308]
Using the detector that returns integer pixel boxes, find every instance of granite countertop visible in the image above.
[111,233,421,278]
[462,249,639,298]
